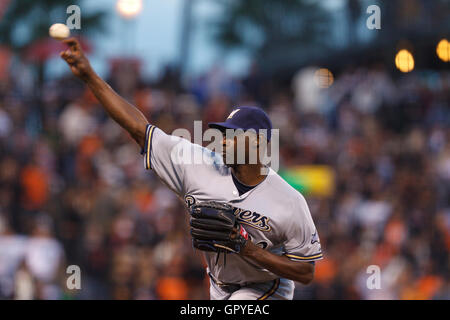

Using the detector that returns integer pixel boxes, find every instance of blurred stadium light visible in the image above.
[116,0,143,19]
[395,49,415,73]
[436,39,450,62]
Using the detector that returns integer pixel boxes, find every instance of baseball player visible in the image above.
[60,38,323,300]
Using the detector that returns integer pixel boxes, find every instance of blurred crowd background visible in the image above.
[0,0,449,300]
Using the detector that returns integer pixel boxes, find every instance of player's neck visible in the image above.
[231,164,267,187]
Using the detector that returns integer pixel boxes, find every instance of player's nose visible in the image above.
[222,134,229,145]
[222,134,234,148]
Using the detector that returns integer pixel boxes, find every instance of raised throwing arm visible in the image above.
[60,38,149,149]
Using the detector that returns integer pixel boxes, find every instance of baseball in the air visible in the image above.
[49,23,70,40]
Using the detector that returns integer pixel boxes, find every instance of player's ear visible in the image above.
[254,133,264,149]
[251,135,258,149]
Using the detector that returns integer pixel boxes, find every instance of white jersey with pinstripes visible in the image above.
[142,125,323,298]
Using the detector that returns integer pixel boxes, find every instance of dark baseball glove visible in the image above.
[189,201,249,254]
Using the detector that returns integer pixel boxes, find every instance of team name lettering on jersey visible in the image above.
[233,208,272,232]
[184,195,272,232]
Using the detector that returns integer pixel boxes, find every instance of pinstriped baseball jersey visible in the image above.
[142,124,323,295]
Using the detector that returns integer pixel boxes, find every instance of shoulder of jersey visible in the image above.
[267,170,309,208]
[176,138,228,171]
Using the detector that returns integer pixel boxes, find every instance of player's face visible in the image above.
[221,130,257,166]
[222,132,240,166]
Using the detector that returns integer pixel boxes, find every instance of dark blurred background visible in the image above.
[0,0,449,300]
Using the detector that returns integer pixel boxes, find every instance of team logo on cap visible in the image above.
[227,109,240,119]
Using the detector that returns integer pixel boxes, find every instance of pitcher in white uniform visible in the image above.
[60,38,323,300]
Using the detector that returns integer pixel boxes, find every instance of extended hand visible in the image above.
[60,37,94,81]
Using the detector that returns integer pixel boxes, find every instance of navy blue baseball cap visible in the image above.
[208,106,273,141]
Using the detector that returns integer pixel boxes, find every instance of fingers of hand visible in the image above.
[60,50,77,64]
[62,37,79,50]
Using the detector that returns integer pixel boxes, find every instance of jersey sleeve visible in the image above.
[283,197,323,262]
[141,124,189,196]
